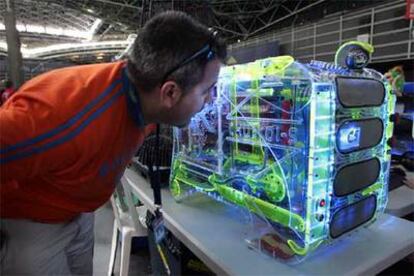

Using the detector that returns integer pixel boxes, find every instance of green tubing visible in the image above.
[287,239,324,256]
[173,175,216,192]
[173,164,303,234]
[215,184,305,232]
[287,240,308,256]
[170,179,182,198]
[234,152,263,165]
[170,161,216,198]
[361,182,382,197]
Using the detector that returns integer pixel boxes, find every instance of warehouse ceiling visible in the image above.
[0,0,384,61]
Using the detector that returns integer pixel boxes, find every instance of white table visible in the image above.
[124,168,414,276]
[386,185,414,217]
[386,167,414,217]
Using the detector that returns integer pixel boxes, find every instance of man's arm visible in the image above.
[0,105,47,183]
[0,80,62,184]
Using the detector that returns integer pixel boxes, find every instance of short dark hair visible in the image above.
[128,11,227,92]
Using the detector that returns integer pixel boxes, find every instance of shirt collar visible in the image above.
[122,66,145,128]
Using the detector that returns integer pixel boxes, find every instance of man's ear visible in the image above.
[159,81,183,109]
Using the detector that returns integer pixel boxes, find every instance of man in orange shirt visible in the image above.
[0,11,226,274]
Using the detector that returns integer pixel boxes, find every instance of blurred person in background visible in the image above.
[0,80,15,106]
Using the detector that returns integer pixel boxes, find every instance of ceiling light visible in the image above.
[0,21,102,40]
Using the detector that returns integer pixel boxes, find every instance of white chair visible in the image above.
[108,176,148,276]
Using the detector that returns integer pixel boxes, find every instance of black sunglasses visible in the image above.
[162,41,216,83]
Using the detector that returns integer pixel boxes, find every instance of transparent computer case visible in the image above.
[170,49,395,262]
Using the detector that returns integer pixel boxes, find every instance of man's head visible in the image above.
[127,11,227,127]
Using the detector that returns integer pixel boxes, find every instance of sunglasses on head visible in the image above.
[162,31,217,83]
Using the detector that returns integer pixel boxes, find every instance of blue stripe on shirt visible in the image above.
[0,78,121,155]
[0,87,124,164]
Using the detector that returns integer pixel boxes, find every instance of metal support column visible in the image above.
[4,0,24,88]
[369,8,375,45]
[339,15,343,45]
[291,27,295,55]
[313,23,316,60]
[408,19,413,59]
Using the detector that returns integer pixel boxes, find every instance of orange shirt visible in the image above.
[0,61,155,223]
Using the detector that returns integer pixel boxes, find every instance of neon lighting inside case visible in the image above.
[169,55,395,262]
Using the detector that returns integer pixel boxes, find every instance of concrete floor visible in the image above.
[93,202,152,276]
